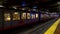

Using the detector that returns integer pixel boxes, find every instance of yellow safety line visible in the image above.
[44,19,60,34]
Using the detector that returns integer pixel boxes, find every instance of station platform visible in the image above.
[44,18,60,34]
[29,18,60,34]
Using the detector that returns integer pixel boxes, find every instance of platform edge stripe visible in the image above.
[44,19,60,34]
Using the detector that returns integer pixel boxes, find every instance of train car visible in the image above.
[0,7,39,30]
[0,7,53,31]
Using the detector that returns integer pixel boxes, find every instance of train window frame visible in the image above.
[21,12,27,20]
[31,13,36,19]
[4,13,11,22]
[27,13,31,19]
[12,12,20,21]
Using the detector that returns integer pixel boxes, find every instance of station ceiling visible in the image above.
[0,0,60,13]
[2,0,59,6]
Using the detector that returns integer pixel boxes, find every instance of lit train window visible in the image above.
[27,13,30,19]
[21,13,26,19]
[4,13,11,21]
[31,14,35,19]
[13,12,20,20]
[36,14,38,18]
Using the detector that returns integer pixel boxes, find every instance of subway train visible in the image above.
[49,13,59,18]
[0,7,59,31]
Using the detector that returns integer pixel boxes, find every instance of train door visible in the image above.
[12,11,20,27]
[20,12,27,25]
[30,13,36,23]
[4,10,11,29]
[35,13,39,21]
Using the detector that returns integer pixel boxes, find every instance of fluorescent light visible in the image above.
[13,6,17,9]
[57,2,60,4]
[0,5,4,7]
